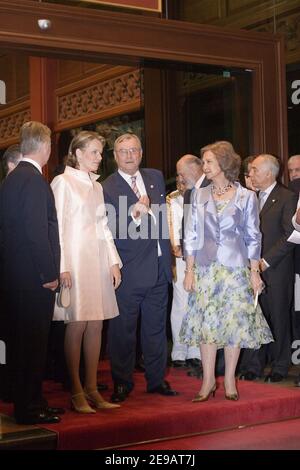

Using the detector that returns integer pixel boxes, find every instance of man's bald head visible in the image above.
[176,154,203,189]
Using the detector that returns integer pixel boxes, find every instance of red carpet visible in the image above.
[1,363,300,450]
[124,418,300,450]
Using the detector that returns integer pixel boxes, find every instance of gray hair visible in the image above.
[20,121,51,156]
[178,154,202,167]
[258,154,280,178]
[114,133,142,152]
[2,144,22,173]
[288,154,300,162]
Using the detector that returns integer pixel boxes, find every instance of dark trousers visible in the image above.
[0,290,13,401]
[240,275,293,377]
[6,288,55,422]
[109,258,169,390]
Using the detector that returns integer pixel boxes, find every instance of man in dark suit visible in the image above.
[102,133,178,402]
[0,121,62,424]
[240,154,297,382]
[0,144,22,402]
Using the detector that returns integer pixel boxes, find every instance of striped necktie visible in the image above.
[131,176,141,199]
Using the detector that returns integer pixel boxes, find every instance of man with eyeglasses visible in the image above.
[102,133,178,402]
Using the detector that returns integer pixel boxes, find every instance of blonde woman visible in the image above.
[51,131,122,413]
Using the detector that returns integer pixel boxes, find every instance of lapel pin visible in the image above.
[272,199,276,203]
[150,184,154,189]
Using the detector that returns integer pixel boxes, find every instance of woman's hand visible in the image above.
[183,271,195,292]
[250,271,264,296]
[60,271,72,288]
[110,264,121,290]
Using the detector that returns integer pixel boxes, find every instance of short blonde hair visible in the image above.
[201,141,241,182]
[114,133,142,152]
[65,131,105,168]
[20,121,51,156]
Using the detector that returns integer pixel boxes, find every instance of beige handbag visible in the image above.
[56,284,71,309]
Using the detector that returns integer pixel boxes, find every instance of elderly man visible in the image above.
[288,154,300,182]
[240,154,297,382]
[102,133,178,402]
[0,144,22,402]
[0,121,62,424]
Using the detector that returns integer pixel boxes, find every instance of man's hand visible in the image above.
[259,259,268,272]
[43,279,59,291]
[132,195,150,219]
[60,271,72,288]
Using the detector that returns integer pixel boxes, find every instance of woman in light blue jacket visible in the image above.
[180,141,273,402]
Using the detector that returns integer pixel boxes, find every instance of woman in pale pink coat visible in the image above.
[51,131,122,413]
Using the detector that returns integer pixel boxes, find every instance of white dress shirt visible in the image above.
[195,173,206,189]
[22,157,42,174]
[118,169,162,256]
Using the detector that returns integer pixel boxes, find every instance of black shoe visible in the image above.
[97,383,108,391]
[45,406,65,415]
[187,368,203,378]
[186,358,201,369]
[111,383,131,403]
[17,412,61,425]
[172,360,187,368]
[294,375,300,387]
[147,380,179,396]
[239,371,260,381]
[264,372,284,383]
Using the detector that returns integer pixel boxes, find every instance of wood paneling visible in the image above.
[227,0,264,15]
[0,52,29,102]
[57,61,110,87]
[55,67,141,131]
[182,0,224,23]
[179,0,300,64]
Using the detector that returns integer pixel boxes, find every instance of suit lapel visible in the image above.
[140,169,159,203]
[260,184,279,217]
[201,177,210,188]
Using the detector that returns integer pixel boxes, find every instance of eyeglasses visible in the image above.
[116,147,141,156]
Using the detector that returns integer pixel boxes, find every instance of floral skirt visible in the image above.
[179,262,273,349]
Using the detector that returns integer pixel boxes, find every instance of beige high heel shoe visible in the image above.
[192,383,217,402]
[224,384,239,401]
[71,392,96,414]
[85,390,120,409]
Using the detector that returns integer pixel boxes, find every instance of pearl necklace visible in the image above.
[211,182,233,196]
